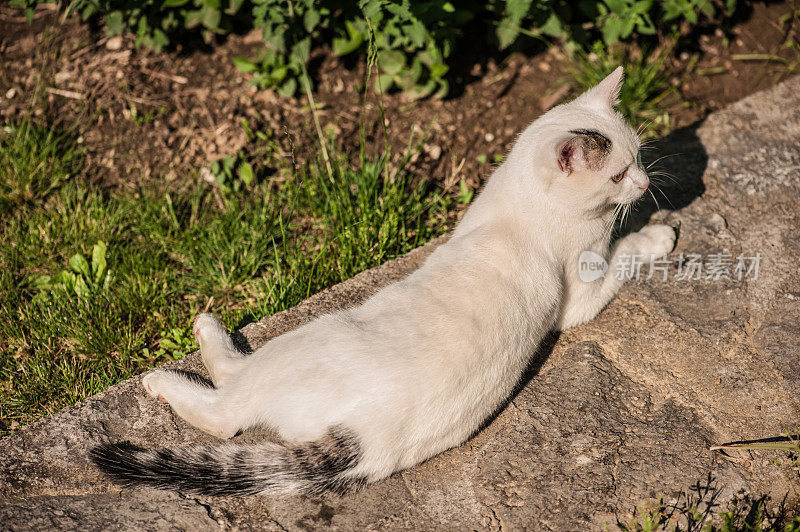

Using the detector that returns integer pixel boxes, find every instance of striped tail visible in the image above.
[90,426,366,496]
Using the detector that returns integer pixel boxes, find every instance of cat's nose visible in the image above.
[638,182,649,190]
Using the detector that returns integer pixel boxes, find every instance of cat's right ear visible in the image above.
[577,66,624,109]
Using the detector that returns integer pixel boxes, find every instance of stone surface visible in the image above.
[3,78,800,530]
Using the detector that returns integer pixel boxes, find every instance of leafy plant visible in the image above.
[12,0,739,98]
[31,241,113,298]
[83,0,248,51]
[566,42,676,137]
[457,179,474,205]
[207,152,256,194]
[140,327,196,361]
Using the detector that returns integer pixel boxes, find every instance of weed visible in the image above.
[30,241,113,298]
[615,476,800,532]
[458,179,474,205]
[206,153,256,194]
[565,42,677,138]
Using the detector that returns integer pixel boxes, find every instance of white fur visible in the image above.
[143,67,676,487]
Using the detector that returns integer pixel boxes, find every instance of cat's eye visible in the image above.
[611,168,627,183]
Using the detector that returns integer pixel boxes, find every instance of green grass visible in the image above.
[0,121,82,213]
[566,42,677,138]
[0,120,450,434]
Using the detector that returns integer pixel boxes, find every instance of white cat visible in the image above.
[91,67,676,496]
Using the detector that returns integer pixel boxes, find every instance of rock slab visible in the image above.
[3,78,800,530]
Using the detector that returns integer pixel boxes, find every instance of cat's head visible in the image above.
[509,67,649,214]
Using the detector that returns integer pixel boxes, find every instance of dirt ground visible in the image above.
[1,2,798,196]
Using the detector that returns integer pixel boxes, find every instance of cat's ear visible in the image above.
[577,66,624,109]
[557,130,612,174]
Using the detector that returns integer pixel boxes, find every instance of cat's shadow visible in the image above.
[616,120,709,240]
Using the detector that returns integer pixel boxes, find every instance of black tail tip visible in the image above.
[89,441,149,485]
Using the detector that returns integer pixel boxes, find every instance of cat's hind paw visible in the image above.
[193,313,225,344]
[142,371,169,403]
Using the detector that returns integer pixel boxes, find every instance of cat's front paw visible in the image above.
[625,224,676,259]
[142,371,169,403]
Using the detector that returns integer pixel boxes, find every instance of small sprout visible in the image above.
[31,241,113,299]
[458,179,474,205]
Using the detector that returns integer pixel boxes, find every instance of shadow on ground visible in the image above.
[622,120,709,236]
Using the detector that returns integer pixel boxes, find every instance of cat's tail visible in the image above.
[89,425,366,496]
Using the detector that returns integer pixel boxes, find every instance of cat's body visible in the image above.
[92,67,676,495]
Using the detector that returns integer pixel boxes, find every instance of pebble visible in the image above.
[423,144,442,160]
[485,133,495,142]
[707,213,727,231]
[106,36,123,51]
[5,88,16,99]
[54,71,71,85]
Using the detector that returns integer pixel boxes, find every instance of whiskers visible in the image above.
[604,201,631,238]
[636,121,654,138]
[639,149,680,212]
[647,172,677,210]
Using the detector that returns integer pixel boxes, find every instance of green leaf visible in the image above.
[428,62,448,79]
[163,0,190,7]
[238,161,254,185]
[601,15,624,44]
[232,56,258,73]
[105,11,125,35]
[496,18,519,49]
[74,276,89,298]
[69,253,90,278]
[102,270,112,292]
[506,0,533,20]
[277,77,297,96]
[303,9,321,32]
[603,0,627,14]
[458,179,474,204]
[201,6,222,30]
[404,20,426,48]
[374,73,395,92]
[291,37,311,63]
[91,241,107,282]
[269,65,288,83]
[151,28,169,51]
[361,0,382,20]
[226,0,245,15]
[540,12,564,37]
[332,20,363,56]
[30,275,52,290]
[81,4,97,20]
[405,79,436,100]
[380,49,406,75]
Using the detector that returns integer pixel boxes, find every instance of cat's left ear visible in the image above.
[578,66,624,109]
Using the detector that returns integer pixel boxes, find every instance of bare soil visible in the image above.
[0,2,798,196]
